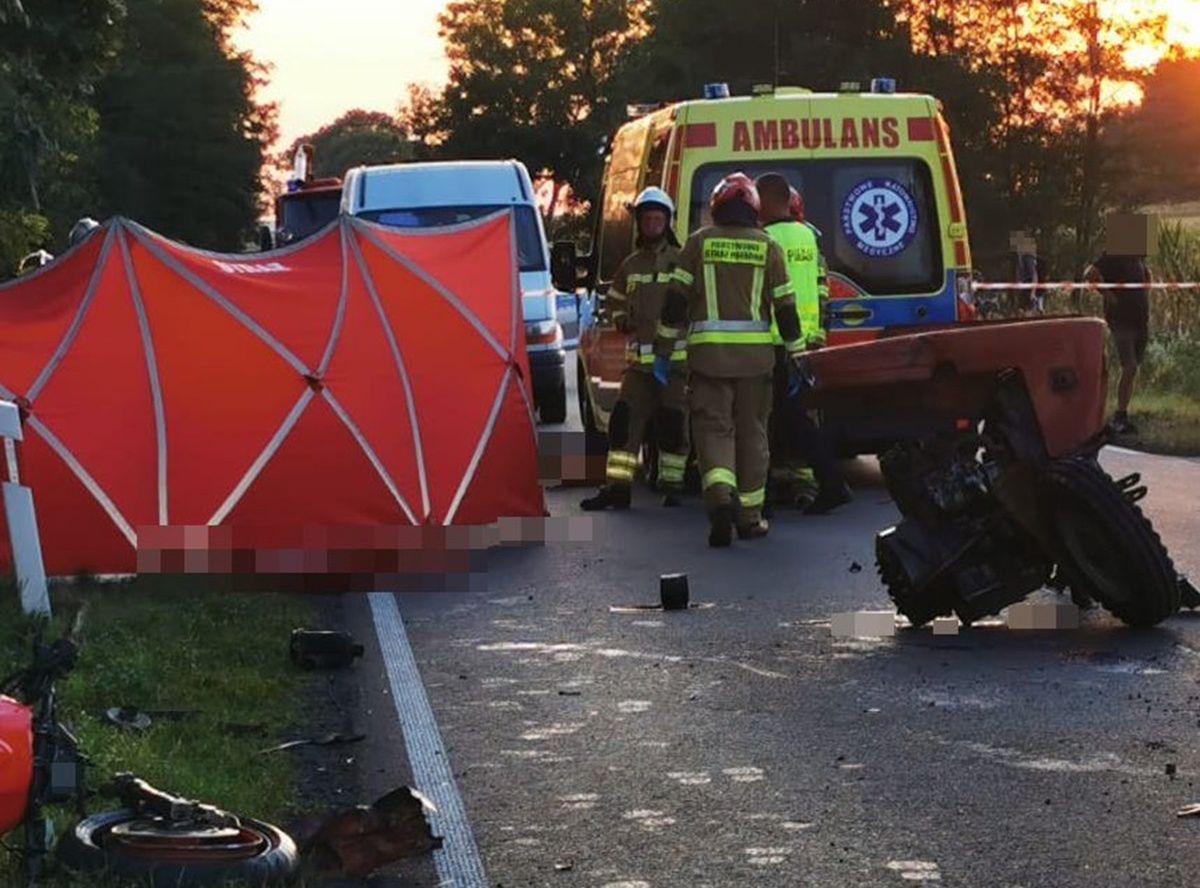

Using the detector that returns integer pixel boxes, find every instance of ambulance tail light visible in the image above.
[957,276,978,322]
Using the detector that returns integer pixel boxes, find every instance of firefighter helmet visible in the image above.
[68,217,100,247]
[711,173,760,214]
[632,187,675,218]
[789,187,805,222]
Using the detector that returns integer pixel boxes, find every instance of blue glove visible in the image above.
[786,354,815,399]
[652,354,671,387]
[786,363,803,399]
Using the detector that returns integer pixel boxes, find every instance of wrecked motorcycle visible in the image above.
[0,616,298,886]
[803,317,1192,628]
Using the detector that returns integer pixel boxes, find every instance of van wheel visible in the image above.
[539,380,567,425]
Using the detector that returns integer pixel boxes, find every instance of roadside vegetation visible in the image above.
[0,579,312,886]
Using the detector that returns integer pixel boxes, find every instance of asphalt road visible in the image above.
[343,359,1200,888]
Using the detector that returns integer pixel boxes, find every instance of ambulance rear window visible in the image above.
[688,160,943,295]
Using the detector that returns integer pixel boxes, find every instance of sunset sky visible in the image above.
[237,0,1200,148]
[233,0,449,146]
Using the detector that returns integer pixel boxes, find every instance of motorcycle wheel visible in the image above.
[1042,456,1179,627]
[57,809,298,887]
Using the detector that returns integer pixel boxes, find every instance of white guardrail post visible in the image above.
[1,399,50,617]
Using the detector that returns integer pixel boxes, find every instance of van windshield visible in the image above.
[359,204,547,272]
[688,160,943,295]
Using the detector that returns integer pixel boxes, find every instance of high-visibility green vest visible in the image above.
[764,221,820,346]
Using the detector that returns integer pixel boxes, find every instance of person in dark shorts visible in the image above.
[1084,250,1151,435]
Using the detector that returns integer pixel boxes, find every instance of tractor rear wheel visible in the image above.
[1042,457,1179,627]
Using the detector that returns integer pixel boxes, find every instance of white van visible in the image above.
[341,159,573,423]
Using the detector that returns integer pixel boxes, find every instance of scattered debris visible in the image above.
[931,617,959,636]
[558,689,582,696]
[103,707,153,732]
[660,573,690,611]
[848,562,863,573]
[554,862,574,872]
[609,602,715,614]
[1166,763,1178,778]
[258,732,366,755]
[296,786,443,878]
[290,629,365,670]
[1177,803,1200,818]
[831,611,896,638]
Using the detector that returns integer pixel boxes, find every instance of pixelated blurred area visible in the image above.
[538,429,606,486]
[831,611,898,638]
[135,517,599,593]
[1104,212,1158,257]
[1004,601,1080,630]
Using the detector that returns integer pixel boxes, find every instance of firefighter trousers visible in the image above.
[604,368,690,490]
[689,371,773,525]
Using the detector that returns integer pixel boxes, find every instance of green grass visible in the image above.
[1107,389,1200,456]
[0,579,313,885]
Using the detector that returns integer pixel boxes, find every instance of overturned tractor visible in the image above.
[803,317,1188,628]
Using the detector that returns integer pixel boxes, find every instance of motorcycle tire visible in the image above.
[57,809,298,887]
[1042,456,1179,627]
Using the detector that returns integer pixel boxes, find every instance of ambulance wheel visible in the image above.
[539,381,567,425]
[1042,456,1179,627]
[57,809,298,887]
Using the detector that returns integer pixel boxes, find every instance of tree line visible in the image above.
[0,0,271,276]
[405,0,1200,279]
[5,0,1198,281]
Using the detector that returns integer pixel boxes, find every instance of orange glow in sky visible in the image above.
[234,0,449,146]
[239,0,1200,148]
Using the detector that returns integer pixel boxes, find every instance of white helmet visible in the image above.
[632,187,675,218]
[68,217,100,247]
[17,250,54,275]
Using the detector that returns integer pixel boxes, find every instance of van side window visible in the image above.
[598,167,638,283]
[644,130,670,191]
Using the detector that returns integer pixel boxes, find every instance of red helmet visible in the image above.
[788,187,805,222]
[711,172,760,215]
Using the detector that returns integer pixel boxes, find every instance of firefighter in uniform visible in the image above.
[758,175,852,516]
[654,173,807,547]
[581,187,689,511]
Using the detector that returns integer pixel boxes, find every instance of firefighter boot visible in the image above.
[708,503,734,548]
[803,482,853,516]
[736,518,770,540]
[580,485,632,511]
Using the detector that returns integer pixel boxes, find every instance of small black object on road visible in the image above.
[660,573,690,610]
[289,629,365,670]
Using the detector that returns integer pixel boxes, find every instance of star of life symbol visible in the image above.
[841,179,918,258]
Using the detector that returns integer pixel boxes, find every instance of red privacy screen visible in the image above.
[0,214,544,576]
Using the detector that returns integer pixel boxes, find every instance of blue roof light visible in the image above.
[703,82,731,100]
[871,77,897,94]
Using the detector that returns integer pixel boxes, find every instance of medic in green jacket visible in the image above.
[763,185,828,349]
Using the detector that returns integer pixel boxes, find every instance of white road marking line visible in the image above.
[369,592,488,888]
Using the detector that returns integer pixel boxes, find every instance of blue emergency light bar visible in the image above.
[704,82,731,100]
[871,77,897,94]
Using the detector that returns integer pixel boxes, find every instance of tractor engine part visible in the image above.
[876,435,1051,626]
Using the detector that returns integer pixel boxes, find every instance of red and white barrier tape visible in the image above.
[971,281,1200,290]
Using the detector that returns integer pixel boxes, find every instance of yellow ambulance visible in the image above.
[557,80,975,449]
